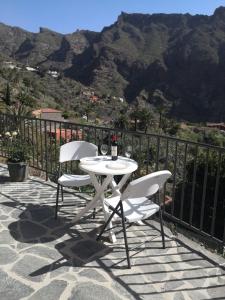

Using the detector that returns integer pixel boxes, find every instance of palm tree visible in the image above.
[3,83,11,106]
[11,91,34,117]
[156,104,167,129]
[130,108,153,132]
[130,110,141,131]
[114,114,129,130]
[139,108,153,133]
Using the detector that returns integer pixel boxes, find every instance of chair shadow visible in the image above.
[0,177,113,278]
[0,174,92,243]
[29,227,112,277]
[6,201,72,243]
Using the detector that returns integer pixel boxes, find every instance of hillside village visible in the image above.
[0,58,127,126]
[2,57,225,149]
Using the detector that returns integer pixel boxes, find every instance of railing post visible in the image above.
[200,148,209,231]
[171,141,178,216]
[44,120,48,181]
[211,151,221,237]
[189,145,198,226]
[155,136,160,171]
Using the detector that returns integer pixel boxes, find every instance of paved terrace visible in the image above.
[0,164,225,300]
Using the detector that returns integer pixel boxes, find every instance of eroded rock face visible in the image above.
[2,8,225,121]
[66,6,225,122]
[0,23,96,68]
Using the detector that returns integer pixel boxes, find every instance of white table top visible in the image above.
[79,156,138,176]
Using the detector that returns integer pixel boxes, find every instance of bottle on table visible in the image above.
[111,135,118,161]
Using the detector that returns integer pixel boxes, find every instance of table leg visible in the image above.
[110,179,121,197]
[90,174,117,243]
[72,175,113,223]
[118,173,132,190]
[73,172,131,244]
[110,173,131,196]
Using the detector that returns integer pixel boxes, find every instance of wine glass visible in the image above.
[100,144,108,156]
[125,145,132,158]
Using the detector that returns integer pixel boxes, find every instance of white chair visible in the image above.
[97,170,172,268]
[55,141,98,219]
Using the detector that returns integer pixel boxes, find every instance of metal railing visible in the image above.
[1,112,225,248]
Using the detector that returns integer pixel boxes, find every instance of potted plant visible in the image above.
[2,131,31,181]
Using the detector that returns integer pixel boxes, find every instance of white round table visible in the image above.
[73,156,138,242]
[79,155,138,175]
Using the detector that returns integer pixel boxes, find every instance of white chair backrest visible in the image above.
[59,141,98,163]
[122,170,172,200]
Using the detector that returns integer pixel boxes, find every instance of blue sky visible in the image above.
[1,0,225,33]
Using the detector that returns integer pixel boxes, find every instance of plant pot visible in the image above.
[7,161,29,182]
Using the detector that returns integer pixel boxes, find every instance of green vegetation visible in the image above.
[174,150,225,241]
[0,8,225,123]
[1,131,32,163]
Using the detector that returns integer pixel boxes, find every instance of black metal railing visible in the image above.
[0,112,225,249]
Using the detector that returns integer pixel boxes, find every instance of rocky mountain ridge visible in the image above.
[1,7,225,121]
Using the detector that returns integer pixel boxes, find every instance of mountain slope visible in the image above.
[1,7,225,121]
[66,7,225,121]
[0,24,98,71]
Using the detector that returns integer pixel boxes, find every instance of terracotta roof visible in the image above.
[47,128,83,141]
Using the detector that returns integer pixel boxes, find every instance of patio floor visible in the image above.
[0,164,225,300]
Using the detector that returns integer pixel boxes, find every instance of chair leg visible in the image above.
[120,202,131,269]
[96,201,121,241]
[61,185,64,202]
[55,184,60,219]
[93,208,96,219]
[159,208,165,249]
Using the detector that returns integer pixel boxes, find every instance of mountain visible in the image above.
[1,7,225,121]
[0,23,98,70]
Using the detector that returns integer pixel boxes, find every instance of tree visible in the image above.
[174,151,225,242]
[156,104,168,129]
[3,83,11,106]
[161,118,180,135]
[130,110,141,131]
[7,90,36,119]
[62,111,69,120]
[114,114,129,130]
[138,108,153,133]
[130,107,153,132]
[23,77,32,88]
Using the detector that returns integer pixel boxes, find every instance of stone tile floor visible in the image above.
[0,164,225,299]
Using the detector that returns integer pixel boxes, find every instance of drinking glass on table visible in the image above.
[125,145,132,158]
[100,144,108,156]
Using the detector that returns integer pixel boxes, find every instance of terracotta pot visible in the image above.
[7,162,29,182]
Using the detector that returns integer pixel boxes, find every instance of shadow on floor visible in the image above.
[1,170,225,300]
